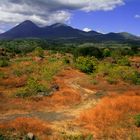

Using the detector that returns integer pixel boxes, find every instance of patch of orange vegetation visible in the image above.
[0,75,27,88]
[79,93,140,139]
[0,117,51,136]
[52,88,81,106]
[50,68,84,106]
[130,56,140,63]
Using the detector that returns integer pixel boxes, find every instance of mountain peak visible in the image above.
[50,23,69,28]
[19,20,38,27]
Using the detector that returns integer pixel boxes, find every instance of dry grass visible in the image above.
[51,88,81,106]
[79,93,140,139]
[0,117,51,138]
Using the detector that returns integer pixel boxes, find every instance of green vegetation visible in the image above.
[134,114,140,127]
[33,47,44,58]
[74,55,140,85]
[0,72,5,79]
[103,48,111,57]
[16,77,47,98]
[0,59,9,67]
[117,56,130,66]
[75,56,97,73]
[42,60,64,82]
[96,62,140,84]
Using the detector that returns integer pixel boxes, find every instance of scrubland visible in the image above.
[0,46,140,140]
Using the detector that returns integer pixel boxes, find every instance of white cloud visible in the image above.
[0,0,125,26]
[83,27,92,32]
[135,14,140,19]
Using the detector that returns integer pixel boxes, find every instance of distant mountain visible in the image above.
[0,20,41,39]
[0,20,139,42]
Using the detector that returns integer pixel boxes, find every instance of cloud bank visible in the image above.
[0,0,124,26]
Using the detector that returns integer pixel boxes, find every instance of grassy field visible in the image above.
[0,47,140,140]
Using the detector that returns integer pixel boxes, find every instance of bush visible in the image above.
[117,56,130,66]
[95,62,140,84]
[16,77,47,98]
[134,114,140,127]
[0,59,9,67]
[33,47,44,58]
[75,56,97,73]
[63,57,70,64]
[103,48,111,57]
[0,72,5,79]
[74,46,103,59]
[42,60,64,82]
[95,62,113,76]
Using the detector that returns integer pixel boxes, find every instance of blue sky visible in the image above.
[70,0,140,35]
[0,0,139,36]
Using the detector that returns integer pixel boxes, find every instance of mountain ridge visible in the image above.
[0,20,139,41]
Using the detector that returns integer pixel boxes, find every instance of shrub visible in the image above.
[63,57,70,64]
[95,62,140,84]
[134,114,140,127]
[0,72,5,79]
[42,60,64,82]
[75,56,97,74]
[107,77,117,84]
[16,77,47,98]
[33,47,44,58]
[95,62,113,76]
[13,70,23,77]
[103,48,111,57]
[0,59,9,67]
[117,56,130,66]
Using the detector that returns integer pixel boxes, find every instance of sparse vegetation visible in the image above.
[0,40,140,140]
[15,77,48,98]
[0,59,9,67]
[33,47,44,58]
[134,114,140,127]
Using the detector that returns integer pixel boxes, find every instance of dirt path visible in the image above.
[0,67,99,134]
